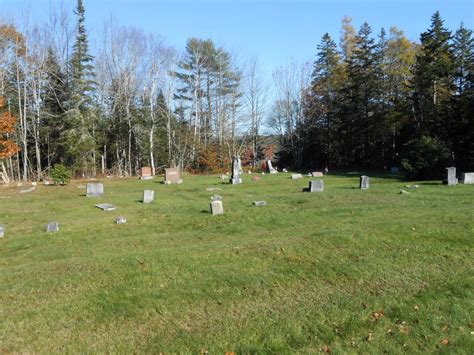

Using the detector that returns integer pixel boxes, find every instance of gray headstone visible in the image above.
[86,183,104,197]
[445,167,458,186]
[230,156,242,184]
[46,222,59,233]
[95,203,116,211]
[291,173,303,179]
[210,200,224,216]
[115,216,127,224]
[253,201,267,207]
[309,180,324,192]
[463,172,474,184]
[360,175,370,189]
[143,190,155,204]
[0,225,4,238]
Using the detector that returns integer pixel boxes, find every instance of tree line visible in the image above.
[278,13,473,179]
[0,1,472,182]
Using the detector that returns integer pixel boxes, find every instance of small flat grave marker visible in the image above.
[95,203,116,211]
[46,222,59,233]
[253,201,267,207]
[291,174,303,180]
[20,187,36,194]
[143,190,155,204]
[309,180,324,192]
[312,172,324,177]
[87,183,104,197]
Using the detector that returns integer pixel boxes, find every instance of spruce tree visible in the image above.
[64,0,97,175]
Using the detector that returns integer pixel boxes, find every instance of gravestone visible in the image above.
[390,166,399,174]
[210,200,224,216]
[445,167,458,186]
[360,175,370,189]
[86,183,104,197]
[0,225,4,238]
[46,222,59,233]
[95,203,116,211]
[230,156,242,185]
[291,173,303,179]
[140,167,153,180]
[143,190,155,203]
[253,201,267,207]
[115,216,127,224]
[309,180,324,192]
[463,172,474,184]
[165,167,183,184]
[20,187,36,193]
[312,172,324,177]
[267,160,277,174]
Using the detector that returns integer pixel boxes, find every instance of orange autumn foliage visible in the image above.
[0,96,20,159]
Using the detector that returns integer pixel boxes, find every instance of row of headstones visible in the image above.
[139,167,183,184]
[230,157,279,184]
[445,167,474,185]
[305,176,369,192]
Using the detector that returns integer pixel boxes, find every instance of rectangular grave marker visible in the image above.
[46,222,59,233]
[143,190,155,204]
[165,168,182,184]
[445,167,458,186]
[360,175,370,189]
[86,183,104,197]
[140,167,153,180]
[210,200,224,216]
[312,172,324,177]
[309,180,324,192]
[291,173,303,179]
[115,217,127,224]
[95,203,116,211]
[253,201,267,206]
[230,157,242,184]
[463,172,474,184]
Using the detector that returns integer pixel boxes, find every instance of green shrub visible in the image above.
[51,164,71,185]
[401,135,450,180]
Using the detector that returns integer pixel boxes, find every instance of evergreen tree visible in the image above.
[64,0,97,175]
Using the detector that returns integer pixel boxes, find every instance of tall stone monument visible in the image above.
[267,160,277,174]
[230,156,242,185]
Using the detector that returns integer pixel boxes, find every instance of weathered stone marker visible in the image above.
[463,172,474,184]
[291,173,303,179]
[267,160,278,174]
[445,167,458,186]
[143,190,155,204]
[86,183,104,197]
[253,201,267,207]
[230,156,242,184]
[312,172,324,177]
[309,180,324,192]
[360,175,370,189]
[0,225,4,238]
[210,200,224,216]
[95,203,116,211]
[140,167,153,180]
[46,222,59,233]
[115,216,127,224]
[165,167,183,184]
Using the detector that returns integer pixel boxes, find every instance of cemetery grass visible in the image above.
[0,174,473,353]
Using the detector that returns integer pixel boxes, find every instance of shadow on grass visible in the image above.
[200,209,210,214]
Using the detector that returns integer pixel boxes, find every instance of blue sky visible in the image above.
[1,0,473,80]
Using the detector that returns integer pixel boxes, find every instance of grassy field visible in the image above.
[0,172,473,353]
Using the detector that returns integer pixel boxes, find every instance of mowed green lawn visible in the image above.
[0,173,473,353]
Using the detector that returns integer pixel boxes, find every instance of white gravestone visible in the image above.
[309,180,324,192]
[46,222,59,233]
[463,173,474,184]
[210,200,224,216]
[86,183,104,197]
[360,175,370,189]
[143,190,155,204]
